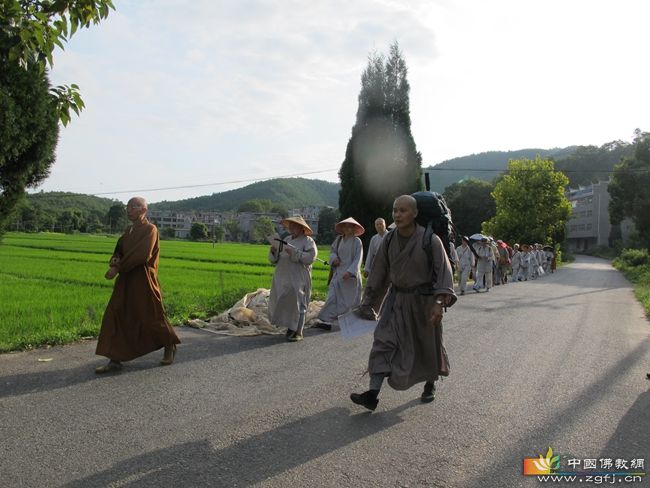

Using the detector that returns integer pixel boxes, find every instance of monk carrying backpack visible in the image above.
[411,191,457,273]
[381,191,457,280]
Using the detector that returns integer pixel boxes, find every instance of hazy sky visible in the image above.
[39,0,650,203]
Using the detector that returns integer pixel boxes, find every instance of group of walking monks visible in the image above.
[95,194,457,412]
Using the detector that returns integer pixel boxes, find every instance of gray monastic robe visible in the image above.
[364,232,386,276]
[363,225,456,390]
[268,235,317,330]
[318,235,363,323]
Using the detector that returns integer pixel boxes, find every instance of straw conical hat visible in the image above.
[281,215,313,236]
[335,217,365,237]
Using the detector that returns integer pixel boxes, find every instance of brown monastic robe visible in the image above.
[96,218,180,362]
[362,225,457,390]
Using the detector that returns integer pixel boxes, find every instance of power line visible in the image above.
[425,167,620,173]
[27,165,648,200]
[36,168,340,198]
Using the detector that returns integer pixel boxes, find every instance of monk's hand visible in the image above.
[331,257,341,267]
[440,293,454,307]
[104,266,118,280]
[342,271,353,280]
[284,246,293,256]
[357,304,377,321]
[431,302,444,324]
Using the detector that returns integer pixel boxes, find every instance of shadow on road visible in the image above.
[600,388,650,460]
[0,330,324,400]
[460,337,650,487]
[63,400,420,487]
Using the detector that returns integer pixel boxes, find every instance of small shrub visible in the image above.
[618,248,649,267]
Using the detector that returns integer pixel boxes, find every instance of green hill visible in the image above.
[25,191,120,214]
[425,141,635,193]
[150,178,340,211]
[425,148,576,193]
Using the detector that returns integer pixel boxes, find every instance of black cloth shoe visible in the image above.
[286,328,293,338]
[350,390,379,411]
[421,381,435,403]
[287,330,303,342]
[314,321,332,331]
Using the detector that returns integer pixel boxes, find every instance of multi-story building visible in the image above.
[148,210,230,239]
[565,181,634,251]
[287,206,323,236]
[148,207,326,240]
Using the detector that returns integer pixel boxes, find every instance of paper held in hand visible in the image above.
[338,309,377,340]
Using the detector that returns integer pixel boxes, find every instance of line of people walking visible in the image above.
[455,237,556,295]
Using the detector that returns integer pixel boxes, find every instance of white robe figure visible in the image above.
[318,235,363,324]
[268,235,317,332]
[364,232,386,277]
[473,242,493,291]
[529,251,540,280]
[518,250,530,281]
[511,250,521,281]
[456,243,475,294]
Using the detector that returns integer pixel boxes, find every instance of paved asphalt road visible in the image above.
[1,255,649,488]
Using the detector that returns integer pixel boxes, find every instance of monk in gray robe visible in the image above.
[268,216,317,342]
[95,197,180,373]
[363,217,387,278]
[315,217,364,330]
[351,195,456,411]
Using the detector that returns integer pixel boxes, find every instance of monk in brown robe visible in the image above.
[351,195,456,410]
[95,197,180,373]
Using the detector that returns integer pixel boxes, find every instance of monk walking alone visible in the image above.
[352,195,456,410]
[95,197,180,373]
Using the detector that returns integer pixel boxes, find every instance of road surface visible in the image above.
[1,255,648,487]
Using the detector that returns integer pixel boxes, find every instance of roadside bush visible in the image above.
[617,248,649,267]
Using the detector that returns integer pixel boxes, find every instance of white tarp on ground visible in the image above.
[186,288,325,336]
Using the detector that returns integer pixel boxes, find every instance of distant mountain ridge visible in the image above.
[149,177,340,212]
[26,142,632,217]
[425,147,577,193]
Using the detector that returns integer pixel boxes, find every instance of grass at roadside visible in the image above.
[0,232,331,352]
[612,248,650,316]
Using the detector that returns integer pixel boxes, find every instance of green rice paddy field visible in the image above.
[0,232,331,352]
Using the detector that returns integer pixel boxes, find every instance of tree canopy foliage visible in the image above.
[609,130,650,249]
[0,61,59,232]
[443,178,496,238]
[339,42,423,250]
[1,0,114,233]
[1,0,114,124]
[251,216,276,243]
[8,192,123,233]
[189,222,208,241]
[483,157,571,245]
[555,140,633,187]
[317,207,339,244]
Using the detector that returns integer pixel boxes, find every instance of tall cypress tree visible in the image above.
[338,42,423,250]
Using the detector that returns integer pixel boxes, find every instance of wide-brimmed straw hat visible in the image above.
[281,216,313,236]
[335,217,365,237]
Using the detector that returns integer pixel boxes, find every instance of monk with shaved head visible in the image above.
[95,196,180,373]
[351,194,456,410]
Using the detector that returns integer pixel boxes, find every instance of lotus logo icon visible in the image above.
[523,447,561,475]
